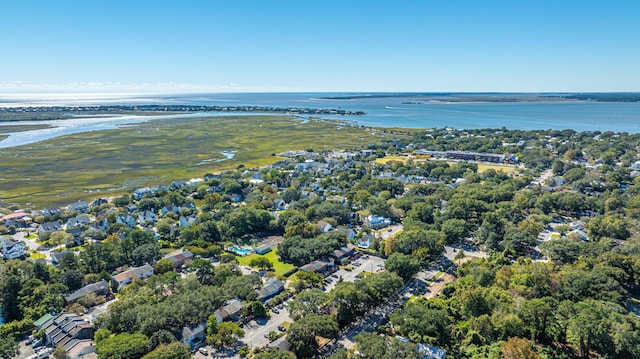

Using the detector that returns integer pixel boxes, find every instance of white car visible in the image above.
[199,348,208,356]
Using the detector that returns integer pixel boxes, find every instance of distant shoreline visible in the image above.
[316,92,640,102]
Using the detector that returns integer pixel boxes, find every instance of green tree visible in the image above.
[288,288,327,320]
[250,257,274,272]
[287,314,339,358]
[254,349,296,359]
[251,301,268,318]
[154,258,175,274]
[96,332,150,359]
[441,218,468,244]
[0,336,18,359]
[353,332,419,359]
[385,252,420,281]
[141,342,191,359]
[206,321,244,347]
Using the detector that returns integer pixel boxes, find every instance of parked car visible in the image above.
[198,348,208,356]
[271,308,280,314]
[278,325,286,332]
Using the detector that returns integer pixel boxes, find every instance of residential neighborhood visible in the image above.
[1,127,640,359]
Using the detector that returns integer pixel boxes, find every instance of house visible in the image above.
[67,201,90,214]
[364,215,391,229]
[64,280,110,305]
[317,221,333,233]
[66,216,90,228]
[300,260,330,274]
[111,264,154,291]
[337,228,355,241]
[273,198,286,210]
[255,244,272,255]
[125,204,139,213]
[160,205,179,215]
[568,229,588,241]
[65,227,83,246]
[165,250,194,269]
[357,234,374,249]
[43,207,63,216]
[40,313,94,349]
[51,250,75,266]
[330,246,356,261]
[65,339,96,359]
[214,299,243,323]
[89,198,108,208]
[132,187,152,200]
[179,215,197,227]
[258,279,285,301]
[116,214,136,228]
[171,180,187,189]
[418,343,447,359]
[1,237,26,259]
[39,221,62,233]
[90,218,108,231]
[138,210,156,225]
[175,322,206,349]
[0,211,28,224]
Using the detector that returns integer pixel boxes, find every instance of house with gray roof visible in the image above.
[64,280,110,305]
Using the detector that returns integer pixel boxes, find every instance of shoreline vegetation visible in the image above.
[317,92,640,102]
[0,104,366,121]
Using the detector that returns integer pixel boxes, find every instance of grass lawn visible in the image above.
[236,249,296,277]
[375,155,408,164]
[447,161,517,174]
[29,251,46,260]
[0,115,393,208]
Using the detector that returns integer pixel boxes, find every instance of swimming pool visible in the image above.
[230,247,251,256]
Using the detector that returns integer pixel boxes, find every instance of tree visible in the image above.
[250,257,274,272]
[60,269,84,291]
[53,346,66,359]
[519,297,556,342]
[385,252,420,281]
[288,314,339,358]
[353,332,419,359]
[206,321,244,347]
[500,337,541,359]
[288,288,328,320]
[200,221,222,243]
[132,243,161,266]
[96,332,150,359]
[251,301,268,318]
[441,218,468,244]
[0,336,18,359]
[254,349,296,359]
[154,258,175,274]
[141,342,191,359]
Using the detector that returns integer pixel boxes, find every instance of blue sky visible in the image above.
[1,0,639,93]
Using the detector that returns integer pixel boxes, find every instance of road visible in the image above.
[377,224,403,240]
[10,230,65,264]
[317,273,433,358]
[241,306,292,349]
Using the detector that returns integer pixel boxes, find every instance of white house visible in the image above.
[1,237,26,259]
[364,215,391,229]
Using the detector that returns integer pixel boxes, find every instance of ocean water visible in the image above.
[0,93,638,149]
[153,93,640,133]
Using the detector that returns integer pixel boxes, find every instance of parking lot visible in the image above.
[323,255,386,291]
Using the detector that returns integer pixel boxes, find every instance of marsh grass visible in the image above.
[0,115,386,208]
